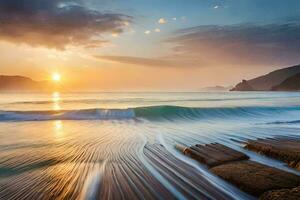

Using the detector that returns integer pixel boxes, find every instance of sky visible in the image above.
[1,0,300,91]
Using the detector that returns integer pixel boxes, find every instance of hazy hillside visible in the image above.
[231,64,300,91]
[0,75,47,91]
[272,73,300,91]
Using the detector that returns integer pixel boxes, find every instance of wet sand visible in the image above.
[144,144,234,200]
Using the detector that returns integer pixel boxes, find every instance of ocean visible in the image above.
[0,92,300,200]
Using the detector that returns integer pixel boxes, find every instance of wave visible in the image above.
[5,94,300,105]
[0,105,300,122]
[135,105,300,120]
[0,109,135,121]
[266,120,300,124]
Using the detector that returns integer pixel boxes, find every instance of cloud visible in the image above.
[111,33,119,38]
[0,0,132,49]
[144,30,151,34]
[95,55,202,68]
[154,28,161,33]
[158,18,167,24]
[166,21,300,67]
[96,20,300,69]
[181,16,186,21]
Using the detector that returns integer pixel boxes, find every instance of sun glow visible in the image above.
[52,73,61,82]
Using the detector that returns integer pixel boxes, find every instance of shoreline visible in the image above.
[176,136,300,199]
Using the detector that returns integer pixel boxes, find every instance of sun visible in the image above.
[52,73,61,82]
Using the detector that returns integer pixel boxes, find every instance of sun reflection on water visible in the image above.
[55,120,62,130]
[54,120,64,140]
[52,92,61,111]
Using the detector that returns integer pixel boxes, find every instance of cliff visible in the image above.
[231,64,300,91]
[230,80,254,91]
[272,73,300,91]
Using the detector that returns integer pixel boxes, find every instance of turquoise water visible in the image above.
[0,92,300,199]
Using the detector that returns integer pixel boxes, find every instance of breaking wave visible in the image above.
[0,108,135,121]
[0,105,299,122]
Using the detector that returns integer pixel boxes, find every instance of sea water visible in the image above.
[0,92,300,199]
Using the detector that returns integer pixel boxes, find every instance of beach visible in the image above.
[0,92,300,200]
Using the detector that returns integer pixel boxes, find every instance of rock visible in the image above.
[176,143,249,168]
[210,161,300,197]
[177,142,300,197]
[260,186,300,200]
[245,138,300,171]
[230,80,254,91]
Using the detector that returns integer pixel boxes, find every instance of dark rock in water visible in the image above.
[230,80,254,91]
[245,138,300,171]
[271,73,300,91]
[176,143,249,168]
[210,161,300,197]
[177,142,300,197]
[260,186,300,200]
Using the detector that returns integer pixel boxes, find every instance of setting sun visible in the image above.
[52,73,61,82]
[1,1,300,199]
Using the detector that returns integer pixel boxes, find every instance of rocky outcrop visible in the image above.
[211,161,300,197]
[176,142,300,197]
[245,138,300,171]
[231,64,300,91]
[230,80,254,91]
[260,186,300,200]
[176,143,249,167]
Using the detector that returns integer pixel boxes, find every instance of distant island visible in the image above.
[200,86,232,91]
[231,64,300,91]
[0,75,49,91]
